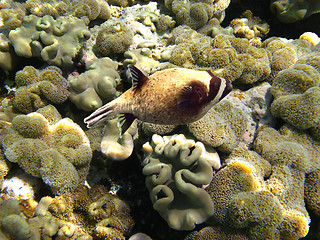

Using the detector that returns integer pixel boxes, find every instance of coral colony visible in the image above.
[0,0,320,239]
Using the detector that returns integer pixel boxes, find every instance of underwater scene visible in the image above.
[0,0,320,239]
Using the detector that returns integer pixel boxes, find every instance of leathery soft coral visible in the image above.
[37,185,134,239]
[141,134,220,230]
[187,100,247,153]
[8,15,90,67]
[96,20,134,56]
[100,119,138,161]
[68,57,122,111]
[25,0,111,24]
[169,26,271,84]
[1,105,92,195]
[164,0,230,29]
[0,33,17,71]
[253,125,317,239]
[270,52,320,139]
[0,199,32,240]
[13,65,69,114]
[206,147,284,240]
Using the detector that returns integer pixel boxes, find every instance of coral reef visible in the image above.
[169,26,271,84]
[262,36,314,82]
[305,169,320,216]
[0,151,10,190]
[100,118,138,161]
[25,0,111,24]
[142,134,220,230]
[2,105,92,194]
[9,15,90,67]
[253,125,315,239]
[230,10,269,42]
[164,0,230,29]
[0,185,133,239]
[185,226,249,240]
[44,185,133,239]
[13,65,69,114]
[270,52,320,139]
[123,46,160,75]
[206,148,284,240]
[270,0,320,23]
[0,33,17,71]
[254,125,320,175]
[1,0,320,239]
[68,57,122,111]
[0,1,26,30]
[187,100,247,153]
[96,20,134,56]
[0,199,33,240]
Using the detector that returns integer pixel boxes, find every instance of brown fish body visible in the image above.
[115,68,215,124]
[84,66,232,133]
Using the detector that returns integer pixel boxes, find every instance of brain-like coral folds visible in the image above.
[9,15,90,67]
[142,134,220,230]
[2,105,92,194]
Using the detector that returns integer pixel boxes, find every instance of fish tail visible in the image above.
[84,101,117,128]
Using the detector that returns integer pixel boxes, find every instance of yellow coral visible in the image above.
[2,105,92,194]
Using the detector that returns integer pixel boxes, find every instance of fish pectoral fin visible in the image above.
[178,83,206,110]
[119,113,136,134]
[128,65,148,90]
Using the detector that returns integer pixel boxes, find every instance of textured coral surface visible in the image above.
[0,0,320,239]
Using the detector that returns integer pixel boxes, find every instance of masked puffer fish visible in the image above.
[84,65,232,133]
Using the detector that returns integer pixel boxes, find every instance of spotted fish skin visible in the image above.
[84,66,232,133]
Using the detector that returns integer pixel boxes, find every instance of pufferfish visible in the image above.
[84,65,232,133]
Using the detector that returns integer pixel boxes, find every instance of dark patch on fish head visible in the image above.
[190,84,206,105]
[219,78,232,101]
[208,75,222,102]
[178,81,207,111]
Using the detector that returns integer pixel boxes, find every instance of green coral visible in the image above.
[164,0,230,29]
[271,87,320,130]
[25,0,111,23]
[206,148,284,240]
[185,226,249,240]
[254,125,320,174]
[13,65,69,114]
[188,101,247,153]
[8,15,90,67]
[253,125,314,239]
[305,169,320,216]
[47,185,134,239]
[68,57,121,111]
[141,134,220,230]
[100,119,138,161]
[0,199,32,240]
[270,52,320,138]
[262,37,313,82]
[1,214,32,240]
[169,26,272,84]
[0,33,17,71]
[270,0,320,23]
[0,0,26,30]
[124,47,160,74]
[2,105,92,195]
[96,21,134,56]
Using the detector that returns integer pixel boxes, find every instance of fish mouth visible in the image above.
[219,79,232,101]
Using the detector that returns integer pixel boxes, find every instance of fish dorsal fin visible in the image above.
[119,113,136,134]
[178,82,206,110]
[129,65,148,90]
